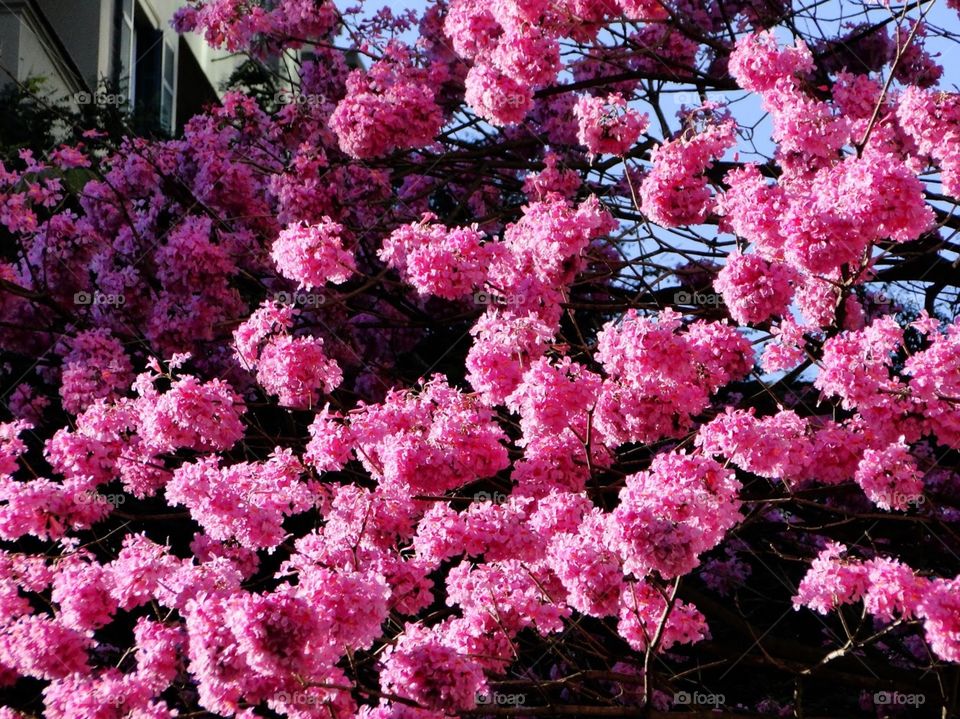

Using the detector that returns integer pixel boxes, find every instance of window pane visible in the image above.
[164,43,174,86]
[120,24,133,100]
[160,86,173,131]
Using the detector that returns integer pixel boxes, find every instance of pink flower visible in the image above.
[138,375,246,453]
[349,378,509,494]
[465,310,554,405]
[793,542,868,614]
[594,310,752,444]
[51,553,117,631]
[0,421,30,476]
[728,31,814,94]
[713,253,796,325]
[547,511,623,616]
[854,438,924,511]
[697,408,812,484]
[574,92,648,156]
[58,329,133,414]
[464,59,533,125]
[256,335,342,409]
[0,615,91,679]
[379,625,486,710]
[618,581,709,651]
[380,214,498,300]
[330,62,443,158]
[918,577,960,662]
[607,451,741,579]
[167,449,316,549]
[271,218,356,289]
[639,121,735,227]
[106,534,181,611]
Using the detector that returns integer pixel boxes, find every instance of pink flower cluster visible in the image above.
[574,92,648,156]
[448,0,564,124]
[306,378,510,494]
[713,252,796,325]
[594,310,753,444]
[465,310,554,405]
[492,196,617,323]
[167,449,317,549]
[57,329,134,415]
[607,451,742,579]
[233,301,342,410]
[271,218,356,289]
[137,373,246,453]
[795,544,960,663]
[639,119,736,227]
[330,54,444,158]
[897,87,960,198]
[173,0,338,52]
[379,214,498,299]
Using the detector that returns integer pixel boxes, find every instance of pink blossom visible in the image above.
[854,438,924,511]
[256,335,342,409]
[523,152,582,200]
[465,310,554,405]
[728,31,814,94]
[167,449,316,549]
[464,60,533,125]
[0,615,91,679]
[0,421,29,477]
[547,511,623,616]
[271,218,356,289]
[106,534,181,611]
[714,252,796,325]
[330,60,443,159]
[349,378,509,494]
[379,625,486,711]
[58,329,133,414]
[574,92,648,156]
[918,577,960,662]
[697,408,812,484]
[618,581,709,651]
[793,542,868,614]
[380,214,498,299]
[51,553,116,631]
[607,451,742,579]
[639,121,735,227]
[137,374,246,453]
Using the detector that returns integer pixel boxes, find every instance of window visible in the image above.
[161,39,176,131]
[118,0,135,104]
[116,0,177,134]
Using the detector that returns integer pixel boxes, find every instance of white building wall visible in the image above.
[0,0,245,115]
[0,3,85,103]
